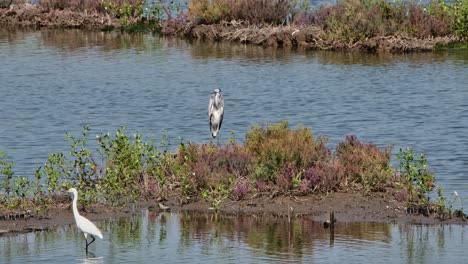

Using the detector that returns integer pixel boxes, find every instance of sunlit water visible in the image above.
[1,211,467,263]
[0,28,467,199]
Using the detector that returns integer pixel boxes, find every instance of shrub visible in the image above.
[307,0,410,40]
[312,159,346,192]
[187,0,229,24]
[188,0,292,25]
[277,162,297,192]
[245,121,329,183]
[37,0,103,12]
[297,0,462,40]
[231,177,252,200]
[0,151,15,200]
[97,126,160,204]
[395,147,435,211]
[100,0,144,25]
[336,135,394,191]
[453,0,468,37]
[179,142,253,196]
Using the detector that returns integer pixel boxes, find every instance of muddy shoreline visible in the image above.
[1,192,465,237]
[1,4,465,52]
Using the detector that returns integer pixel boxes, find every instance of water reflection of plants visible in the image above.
[177,212,315,258]
[0,121,464,219]
[176,212,392,259]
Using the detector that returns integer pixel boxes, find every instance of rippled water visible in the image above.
[0,28,467,200]
[1,211,467,263]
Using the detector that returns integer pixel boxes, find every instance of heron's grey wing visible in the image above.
[208,94,215,118]
[219,94,224,108]
[208,94,215,130]
[218,111,223,130]
[218,95,224,129]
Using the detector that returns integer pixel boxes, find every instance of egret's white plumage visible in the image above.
[67,188,103,253]
[208,88,224,138]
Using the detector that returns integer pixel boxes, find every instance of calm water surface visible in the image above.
[1,211,467,263]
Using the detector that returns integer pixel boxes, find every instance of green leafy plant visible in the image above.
[100,0,144,26]
[97,126,159,204]
[433,187,447,218]
[0,151,15,201]
[453,0,468,37]
[66,125,98,205]
[201,183,230,212]
[395,147,435,214]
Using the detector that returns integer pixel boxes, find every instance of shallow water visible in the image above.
[1,211,467,263]
[0,28,467,200]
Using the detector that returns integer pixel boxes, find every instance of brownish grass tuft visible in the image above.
[188,0,291,25]
[336,135,394,191]
[245,121,329,184]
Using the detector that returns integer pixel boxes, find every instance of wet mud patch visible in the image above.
[1,192,465,237]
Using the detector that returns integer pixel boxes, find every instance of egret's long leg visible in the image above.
[85,235,96,254]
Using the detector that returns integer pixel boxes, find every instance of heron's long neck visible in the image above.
[214,95,222,107]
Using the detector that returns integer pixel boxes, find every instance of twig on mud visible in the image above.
[293,196,308,203]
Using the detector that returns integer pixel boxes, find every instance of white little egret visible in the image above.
[208,88,224,139]
[67,188,103,254]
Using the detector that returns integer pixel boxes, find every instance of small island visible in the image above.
[0,121,466,235]
[1,0,467,52]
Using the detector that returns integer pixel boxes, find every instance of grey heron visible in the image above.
[67,188,103,254]
[208,88,224,139]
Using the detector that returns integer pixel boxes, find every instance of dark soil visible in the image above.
[0,191,465,237]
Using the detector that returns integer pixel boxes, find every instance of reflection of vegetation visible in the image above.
[112,215,144,245]
[38,29,163,52]
[176,212,319,259]
[177,212,392,259]
[3,211,464,261]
